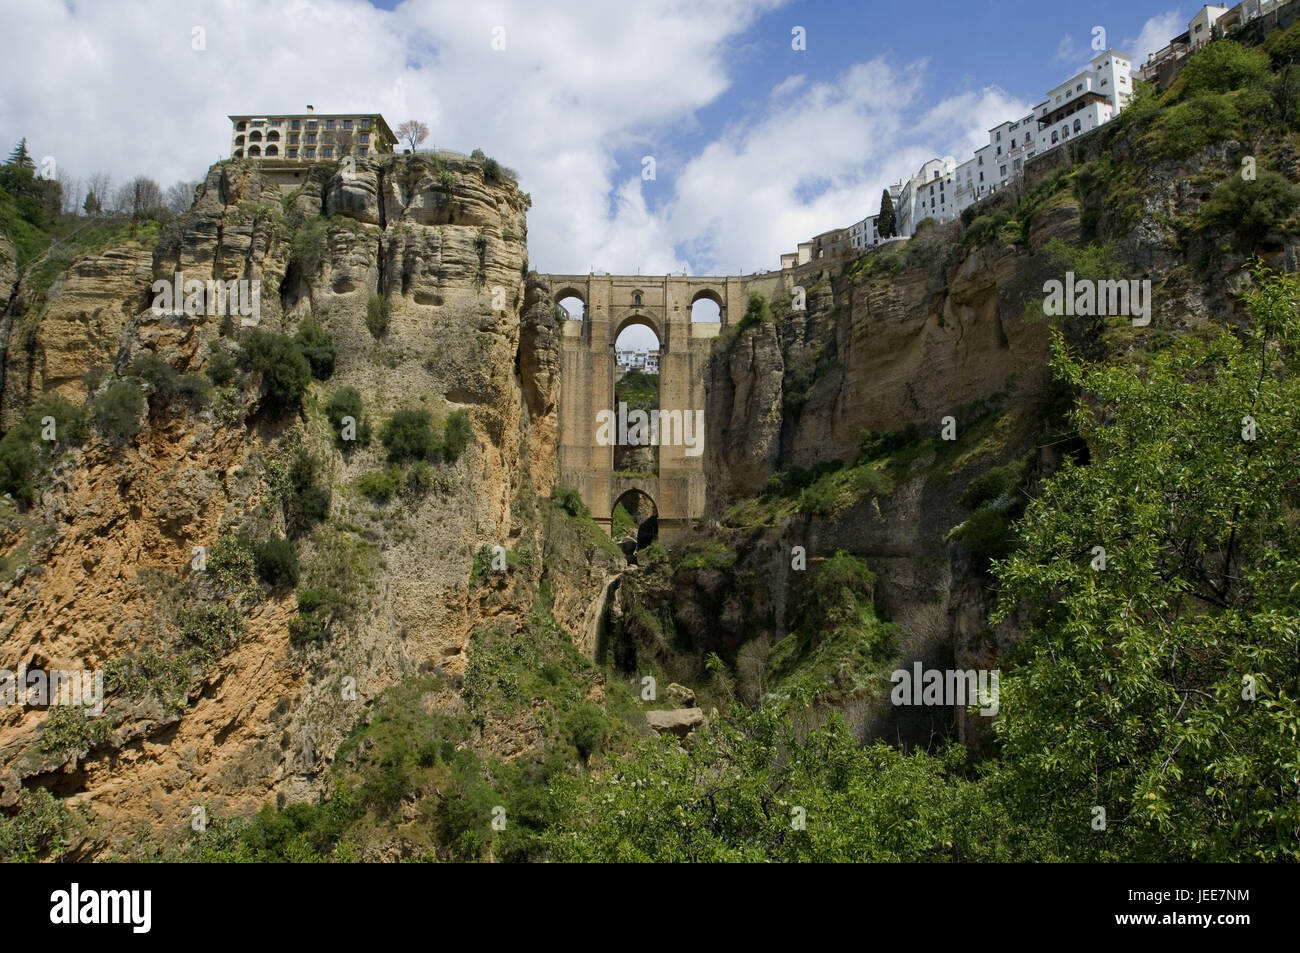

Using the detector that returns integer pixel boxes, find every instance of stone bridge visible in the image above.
[544,272,785,543]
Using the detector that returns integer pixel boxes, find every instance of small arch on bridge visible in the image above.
[690,288,724,323]
[555,287,586,320]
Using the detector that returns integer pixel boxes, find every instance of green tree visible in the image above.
[878,188,896,239]
[6,139,34,170]
[82,191,101,216]
[989,266,1300,862]
[238,330,311,414]
[293,321,336,380]
[381,408,440,463]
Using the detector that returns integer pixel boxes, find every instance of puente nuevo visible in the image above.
[541,271,788,542]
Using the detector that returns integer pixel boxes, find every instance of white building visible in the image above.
[1034,50,1133,154]
[896,157,958,235]
[849,214,880,250]
[644,352,660,373]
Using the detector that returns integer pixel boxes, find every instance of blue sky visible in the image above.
[1,0,1192,324]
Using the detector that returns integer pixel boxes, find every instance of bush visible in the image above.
[0,432,40,504]
[293,321,336,380]
[1199,171,1300,244]
[735,291,772,334]
[205,349,238,386]
[365,296,390,338]
[177,603,245,659]
[563,704,609,763]
[443,409,473,461]
[806,551,877,631]
[404,459,442,496]
[358,465,402,504]
[290,218,328,278]
[326,386,369,447]
[1179,40,1272,97]
[253,535,299,589]
[285,448,330,538]
[239,329,311,413]
[131,354,182,412]
[482,157,501,181]
[90,380,145,443]
[857,424,919,462]
[288,612,324,646]
[552,486,589,519]
[381,409,439,463]
[208,532,256,589]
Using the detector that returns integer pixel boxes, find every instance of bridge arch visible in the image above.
[613,311,662,347]
[689,287,725,324]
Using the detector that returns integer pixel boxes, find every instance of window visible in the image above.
[343,119,352,130]
[979,171,984,182]
[1077,83,1083,91]
[289,134,299,145]
[236,121,247,131]
[1011,138,1016,148]
[1073,118,1082,133]
[306,120,317,130]
[997,146,1002,155]
[289,148,298,159]
[322,148,333,158]
[291,120,300,130]
[633,293,642,306]
[1101,78,1108,86]
[307,134,316,144]
[360,119,371,130]
[1119,76,1127,84]
[360,133,369,144]
[978,155,983,165]
[1051,131,1059,144]
[326,119,335,130]
[305,148,315,158]
[996,131,1002,141]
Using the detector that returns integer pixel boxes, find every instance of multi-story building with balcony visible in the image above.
[1033,49,1133,154]
[228,106,397,161]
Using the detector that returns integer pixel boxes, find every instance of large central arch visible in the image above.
[544,272,784,542]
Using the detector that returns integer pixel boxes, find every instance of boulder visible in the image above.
[645,707,704,738]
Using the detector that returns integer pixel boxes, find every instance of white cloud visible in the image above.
[1124,9,1187,63]
[0,0,1039,279]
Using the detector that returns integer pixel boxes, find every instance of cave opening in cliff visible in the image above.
[611,488,658,563]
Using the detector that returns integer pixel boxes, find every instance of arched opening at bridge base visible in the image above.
[611,489,658,564]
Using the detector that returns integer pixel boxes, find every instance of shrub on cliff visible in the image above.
[293,320,336,380]
[443,409,473,462]
[1199,170,1300,245]
[89,380,145,444]
[253,535,299,590]
[326,386,370,448]
[365,296,389,338]
[238,329,311,413]
[381,409,440,463]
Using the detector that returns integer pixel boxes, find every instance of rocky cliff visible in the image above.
[0,153,572,856]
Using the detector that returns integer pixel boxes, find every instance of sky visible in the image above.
[1,0,1193,349]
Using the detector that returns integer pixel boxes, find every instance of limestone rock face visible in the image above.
[0,247,153,429]
[0,153,553,858]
